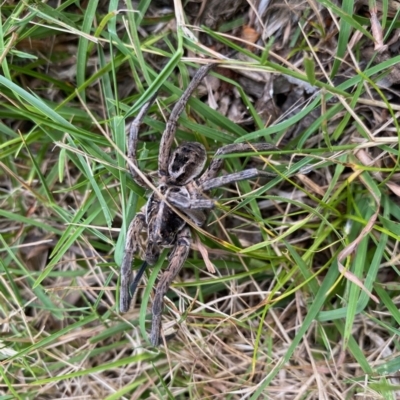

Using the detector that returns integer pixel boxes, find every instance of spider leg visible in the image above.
[150,226,191,346]
[167,192,215,209]
[168,195,210,227]
[166,190,213,226]
[128,93,158,188]
[120,211,147,313]
[158,63,215,178]
[197,143,278,187]
[200,168,277,191]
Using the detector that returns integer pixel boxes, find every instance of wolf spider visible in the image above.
[120,63,277,346]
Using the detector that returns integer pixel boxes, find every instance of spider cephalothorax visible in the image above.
[167,142,207,184]
[119,63,277,346]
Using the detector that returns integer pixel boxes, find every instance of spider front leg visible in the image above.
[150,226,191,346]
[120,210,147,313]
[158,63,215,178]
[128,93,158,188]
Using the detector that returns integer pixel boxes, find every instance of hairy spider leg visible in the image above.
[166,194,212,227]
[167,192,214,209]
[201,168,278,191]
[197,142,278,188]
[150,226,191,346]
[128,92,158,188]
[120,211,146,313]
[158,63,216,178]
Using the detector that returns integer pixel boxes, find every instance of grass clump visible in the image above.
[1,1,400,399]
